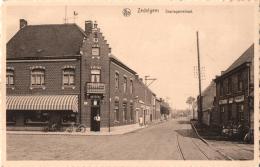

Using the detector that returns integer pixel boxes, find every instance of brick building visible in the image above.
[6,19,162,131]
[214,44,254,131]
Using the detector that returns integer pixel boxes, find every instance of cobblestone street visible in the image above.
[7,117,253,160]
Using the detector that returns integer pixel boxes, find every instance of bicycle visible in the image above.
[43,122,61,132]
[65,123,87,133]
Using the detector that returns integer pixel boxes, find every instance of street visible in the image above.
[7,117,253,160]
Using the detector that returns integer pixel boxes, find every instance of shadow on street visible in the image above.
[177,120,191,124]
[175,128,198,139]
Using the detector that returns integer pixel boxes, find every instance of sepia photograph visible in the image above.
[2,1,259,166]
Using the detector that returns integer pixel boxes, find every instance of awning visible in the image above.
[7,95,78,112]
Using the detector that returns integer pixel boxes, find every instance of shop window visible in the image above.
[115,72,119,89]
[31,69,45,86]
[114,101,119,122]
[237,103,244,122]
[92,47,100,56]
[123,76,127,93]
[7,112,16,124]
[63,68,75,86]
[24,111,49,124]
[62,113,76,124]
[91,69,101,83]
[130,103,134,121]
[6,69,14,86]
[123,103,127,121]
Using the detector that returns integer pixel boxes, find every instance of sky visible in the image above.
[5,4,255,109]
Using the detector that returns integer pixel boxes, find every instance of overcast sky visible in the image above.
[5,5,255,109]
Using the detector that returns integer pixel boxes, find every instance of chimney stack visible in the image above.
[85,20,93,35]
[20,19,27,29]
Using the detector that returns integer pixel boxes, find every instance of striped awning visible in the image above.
[7,95,78,112]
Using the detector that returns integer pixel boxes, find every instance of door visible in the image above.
[91,107,100,131]
[90,99,101,131]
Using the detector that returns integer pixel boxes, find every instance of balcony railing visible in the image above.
[85,82,105,94]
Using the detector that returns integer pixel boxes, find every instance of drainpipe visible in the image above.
[247,64,250,130]
[108,58,111,132]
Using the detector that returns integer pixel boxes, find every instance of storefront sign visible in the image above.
[219,99,228,105]
[234,95,244,103]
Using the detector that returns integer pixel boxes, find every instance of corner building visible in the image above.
[6,19,160,131]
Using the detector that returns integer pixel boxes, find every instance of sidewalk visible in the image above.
[190,120,253,160]
[7,120,163,136]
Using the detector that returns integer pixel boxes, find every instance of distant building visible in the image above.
[197,81,216,126]
[214,44,254,130]
[6,19,162,131]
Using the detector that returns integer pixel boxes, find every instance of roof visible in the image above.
[7,24,87,59]
[221,44,254,75]
[109,55,137,75]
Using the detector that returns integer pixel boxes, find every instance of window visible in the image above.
[237,103,244,122]
[130,80,133,94]
[7,112,16,124]
[91,69,101,83]
[92,47,100,56]
[130,103,134,121]
[123,103,127,121]
[63,68,75,86]
[123,76,127,93]
[31,69,45,86]
[227,78,232,94]
[62,112,76,124]
[6,69,14,86]
[115,72,119,89]
[238,73,243,91]
[24,111,49,124]
[220,81,224,96]
[114,101,119,122]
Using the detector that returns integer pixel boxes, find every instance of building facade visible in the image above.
[197,81,216,127]
[6,19,162,131]
[214,44,254,131]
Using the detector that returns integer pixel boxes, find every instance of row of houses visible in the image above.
[6,19,169,131]
[197,44,254,133]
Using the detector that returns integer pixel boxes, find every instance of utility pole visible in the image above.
[64,6,68,24]
[144,76,157,125]
[196,31,203,125]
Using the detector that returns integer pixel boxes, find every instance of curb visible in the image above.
[190,121,234,161]
[7,120,165,136]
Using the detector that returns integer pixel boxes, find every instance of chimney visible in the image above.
[85,20,93,35]
[20,19,27,29]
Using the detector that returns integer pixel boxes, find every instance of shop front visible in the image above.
[6,95,79,131]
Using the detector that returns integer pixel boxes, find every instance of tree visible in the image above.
[186,96,196,119]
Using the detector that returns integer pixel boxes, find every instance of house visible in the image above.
[197,81,216,126]
[6,19,161,131]
[214,44,254,131]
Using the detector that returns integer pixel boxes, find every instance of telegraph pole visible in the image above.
[196,31,203,125]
